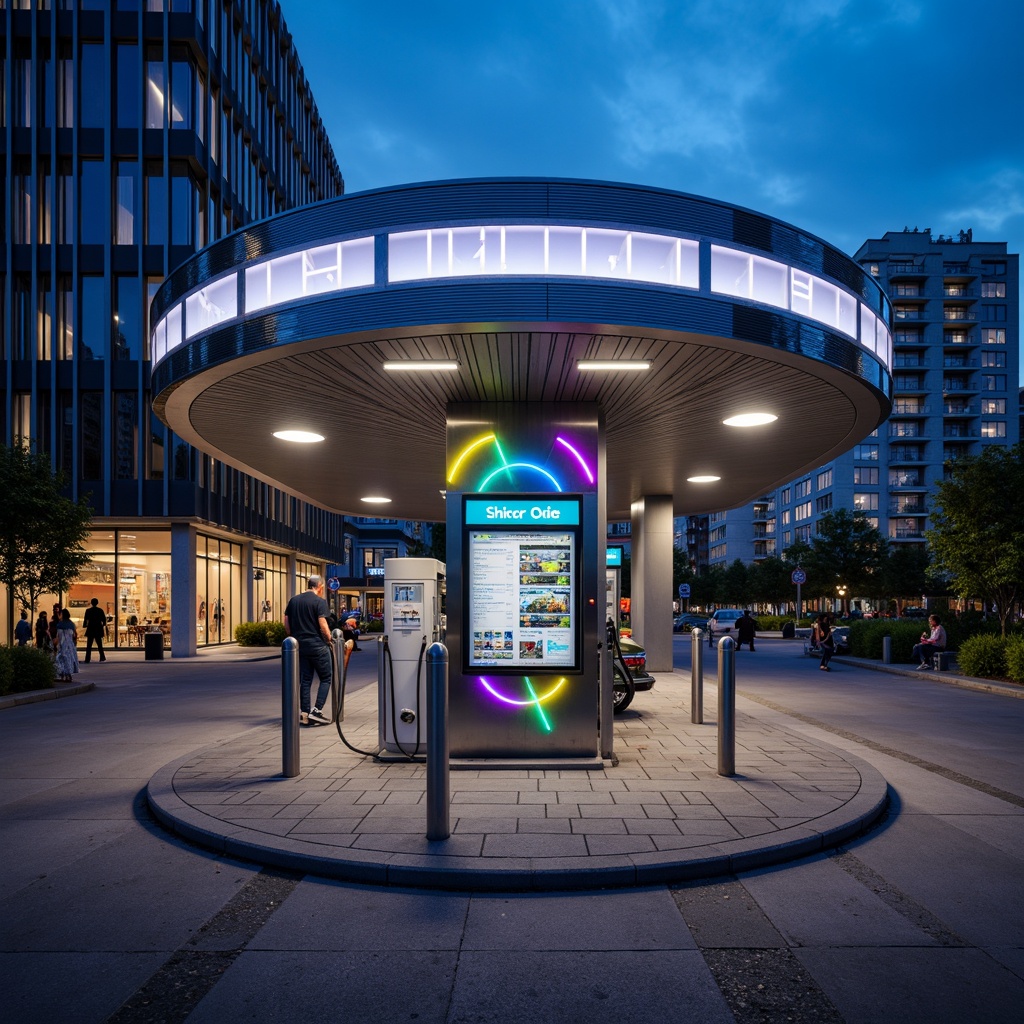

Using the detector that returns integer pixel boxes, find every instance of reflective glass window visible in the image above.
[80,161,106,244]
[185,274,237,338]
[114,276,141,360]
[80,44,105,129]
[548,226,584,276]
[116,44,140,129]
[165,304,182,357]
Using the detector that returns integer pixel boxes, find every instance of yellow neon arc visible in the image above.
[447,433,495,484]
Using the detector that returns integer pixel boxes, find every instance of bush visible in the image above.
[958,634,1008,679]
[1005,636,1024,684]
[234,621,285,647]
[847,620,925,662]
[363,618,384,633]
[0,645,56,695]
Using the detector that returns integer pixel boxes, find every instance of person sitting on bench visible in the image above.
[913,614,947,669]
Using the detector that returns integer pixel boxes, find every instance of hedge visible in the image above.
[1005,636,1024,684]
[957,635,1008,679]
[234,621,286,646]
[0,645,57,695]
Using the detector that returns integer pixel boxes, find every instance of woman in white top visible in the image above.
[913,614,947,669]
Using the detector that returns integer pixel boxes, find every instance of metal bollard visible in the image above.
[882,635,892,664]
[717,636,736,777]
[331,628,346,723]
[281,637,300,778]
[691,628,704,724]
[425,641,450,841]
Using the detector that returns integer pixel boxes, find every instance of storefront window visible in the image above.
[197,535,241,645]
[253,549,287,624]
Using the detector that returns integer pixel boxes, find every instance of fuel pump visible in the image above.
[378,558,446,759]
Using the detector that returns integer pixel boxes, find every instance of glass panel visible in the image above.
[146,168,167,245]
[170,60,191,129]
[503,225,545,274]
[837,288,857,338]
[790,269,812,317]
[146,59,165,129]
[810,276,839,330]
[114,275,141,359]
[303,243,341,295]
[151,316,166,363]
[80,44,105,129]
[116,44,140,129]
[266,251,303,305]
[165,304,182,356]
[750,254,788,308]
[711,246,750,298]
[114,392,138,479]
[450,226,486,275]
[389,230,429,282]
[81,392,103,478]
[547,226,583,276]
[80,276,104,359]
[584,228,627,278]
[80,161,106,244]
[115,163,137,244]
[185,274,237,338]
[341,236,374,288]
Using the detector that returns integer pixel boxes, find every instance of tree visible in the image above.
[879,544,931,613]
[0,442,93,642]
[806,509,888,615]
[721,559,749,606]
[749,556,793,613]
[928,443,1024,636]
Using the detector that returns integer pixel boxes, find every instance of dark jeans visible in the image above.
[913,642,943,665]
[85,634,106,662]
[299,642,333,713]
[819,641,835,668]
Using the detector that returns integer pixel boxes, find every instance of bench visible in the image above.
[932,650,958,671]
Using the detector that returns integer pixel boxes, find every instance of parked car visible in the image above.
[901,607,928,619]
[673,613,709,633]
[612,634,655,713]
[708,608,744,633]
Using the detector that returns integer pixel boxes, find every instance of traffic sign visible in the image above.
[791,569,806,585]
[678,584,691,598]
[327,577,341,591]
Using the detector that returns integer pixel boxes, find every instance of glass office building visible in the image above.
[0,0,356,651]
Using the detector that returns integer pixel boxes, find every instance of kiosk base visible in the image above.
[450,757,607,771]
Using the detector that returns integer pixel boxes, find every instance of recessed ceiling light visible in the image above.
[273,429,325,443]
[687,475,721,483]
[577,360,651,371]
[383,360,460,371]
[723,413,777,427]
[361,496,392,504]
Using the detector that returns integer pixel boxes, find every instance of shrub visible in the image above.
[363,618,384,633]
[0,646,56,695]
[847,620,925,662]
[234,621,285,646]
[957,634,1007,679]
[1005,636,1024,684]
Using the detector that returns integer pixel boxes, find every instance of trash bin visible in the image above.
[781,621,796,639]
[144,630,164,660]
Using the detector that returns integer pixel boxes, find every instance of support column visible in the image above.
[630,495,673,673]
[170,522,197,658]
[244,541,256,624]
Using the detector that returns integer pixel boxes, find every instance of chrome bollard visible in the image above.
[331,628,346,723]
[281,636,300,778]
[717,636,736,777]
[882,635,892,665]
[691,628,704,724]
[425,642,450,841]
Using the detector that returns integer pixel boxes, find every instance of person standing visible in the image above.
[35,611,51,651]
[82,597,108,663]
[15,610,33,646]
[735,610,757,652]
[817,613,836,672]
[283,575,333,726]
[54,609,80,683]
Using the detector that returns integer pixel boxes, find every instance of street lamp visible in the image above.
[836,583,847,615]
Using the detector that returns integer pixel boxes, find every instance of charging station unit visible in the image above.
[378,557,446,758]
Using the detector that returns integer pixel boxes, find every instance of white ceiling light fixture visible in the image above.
[383,360,461,371]
[361,496,392,504]
[272,429,325,443]
[687,475,721,483]
[723,412,778,427]
[577,360,651,371]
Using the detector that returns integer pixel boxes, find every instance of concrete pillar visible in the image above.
[170,523,197,658]
[244,541,256,624]
[630,495,673,673]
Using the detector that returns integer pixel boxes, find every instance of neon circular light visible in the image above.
[448,432,596,493]
[478,676,566,706]
[477,462,563,492]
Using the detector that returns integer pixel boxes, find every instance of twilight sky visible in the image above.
[283,0,1023,369]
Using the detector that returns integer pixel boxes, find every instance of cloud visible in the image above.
[941,169,1024,234]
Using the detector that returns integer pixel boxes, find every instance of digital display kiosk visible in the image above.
[463,496,582,675]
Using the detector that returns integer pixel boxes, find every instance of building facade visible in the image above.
[692,230,1019,603]
[0,1,422,650]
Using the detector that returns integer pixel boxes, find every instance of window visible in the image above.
[816,469,832,489]
[115,162,138,245]
[81,392,103,478]
[981,305,1007,321]
[854,444,879,461]
[146,51,166,129]
[982,262,1006,276]
[795,501,812,521]
[114,276,141,360]
[170,167,197,246]
[170,54,193,130]
[982,375,1006,391]
[80,161,106,244]
[116,44,140,129]
[981,399,1005,415]
[80,276,105,360]
[815,494,832,513]
[982,329,1005,344]
[795,477,811,498]
[854,493,879,511]
[146,165,167,245]
[114,392,138,479]
[981,282,1006,298]
[981,351,1006,368]
[981,422,1007,439]
[795,525,812,543]
[855,467,879,485]
[781,509,791,526]
[780,487,790,505]
[80,44,105,129]
[889,469,920,487]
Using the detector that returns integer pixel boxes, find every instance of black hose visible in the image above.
[331,636,379,759]
[607,618,634,685]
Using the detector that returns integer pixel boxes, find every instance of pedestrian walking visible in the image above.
[735,610,757,651]
[14,610,33,646]
[817,613,836,672]
[82,597,108,663]
[35,611,52,652]
[54,609,80,683]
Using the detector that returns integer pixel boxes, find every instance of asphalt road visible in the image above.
[1,638,1021,1023]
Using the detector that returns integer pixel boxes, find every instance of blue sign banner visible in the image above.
[464,497,580,527]
[606,547,623,566]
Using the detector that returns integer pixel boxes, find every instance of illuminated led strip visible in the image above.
[523,678,552,732]
[555,436,595,484]
[478,462,563,492]
[478,676,566,706]
[447,433,495,484]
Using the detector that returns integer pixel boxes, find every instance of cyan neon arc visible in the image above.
[447,433,595,492]
[477,676,567,733]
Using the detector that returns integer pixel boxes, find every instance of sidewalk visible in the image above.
[147,668,888,892]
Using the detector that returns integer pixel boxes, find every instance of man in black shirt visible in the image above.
[82,598,107,663]
[284,575,333,725]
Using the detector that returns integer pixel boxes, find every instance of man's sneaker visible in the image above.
[916,663,929,670]
[308,707,330,725]
[299,711,309,725]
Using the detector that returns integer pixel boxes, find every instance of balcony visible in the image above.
[943,358,975,369]
[890,447,925,462]
[943,309,976,321]
[942,379,978,393]
[888,263,924,277]
[891,528,925,540]
[942,286,976,298]
[889,501,926,515]
[892,402,929,415]
[943,427,978,439]
[943,404,976,416]
[943,263,976,277]
[893,332,926,345]
[894,308,924,321]
[943,332,977,346]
